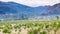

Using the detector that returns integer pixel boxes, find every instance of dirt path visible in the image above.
[20,27,28,34]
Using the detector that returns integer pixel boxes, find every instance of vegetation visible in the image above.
[0,20,60,34]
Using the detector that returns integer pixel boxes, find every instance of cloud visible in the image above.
[0,0,60,7]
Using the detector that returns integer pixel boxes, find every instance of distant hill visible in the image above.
[41,3,60,16]
[0,1,48,17]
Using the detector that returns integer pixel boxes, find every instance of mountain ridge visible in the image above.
[0,1,49,16]
[41,3,60,16]
[0,1,60,16]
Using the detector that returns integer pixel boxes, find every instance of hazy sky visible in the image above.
[0,0,60,7]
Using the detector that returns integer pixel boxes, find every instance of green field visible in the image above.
[0,20,60,34]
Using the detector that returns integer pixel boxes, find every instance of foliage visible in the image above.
[0,20,60,34]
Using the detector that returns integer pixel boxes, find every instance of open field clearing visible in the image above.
[0,20,60,34]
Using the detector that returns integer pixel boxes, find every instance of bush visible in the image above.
[40,31,47,34]
[3,28,11,33]
[27,29,38,34]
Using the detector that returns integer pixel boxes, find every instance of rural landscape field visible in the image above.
[0,20,60,34]
[0,0,60,34]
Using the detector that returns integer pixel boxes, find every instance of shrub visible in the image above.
[40,31,47,34]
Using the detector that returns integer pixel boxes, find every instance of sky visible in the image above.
[0,0,60,7]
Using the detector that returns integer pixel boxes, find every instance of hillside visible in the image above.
[41,3,60,15]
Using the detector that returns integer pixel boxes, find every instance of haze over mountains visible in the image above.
[0,1,60,17]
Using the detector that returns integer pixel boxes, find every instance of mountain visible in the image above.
[41,3,60,16]
[0,2,32,14]
[0,1,48,16]
[0,1,60,20]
